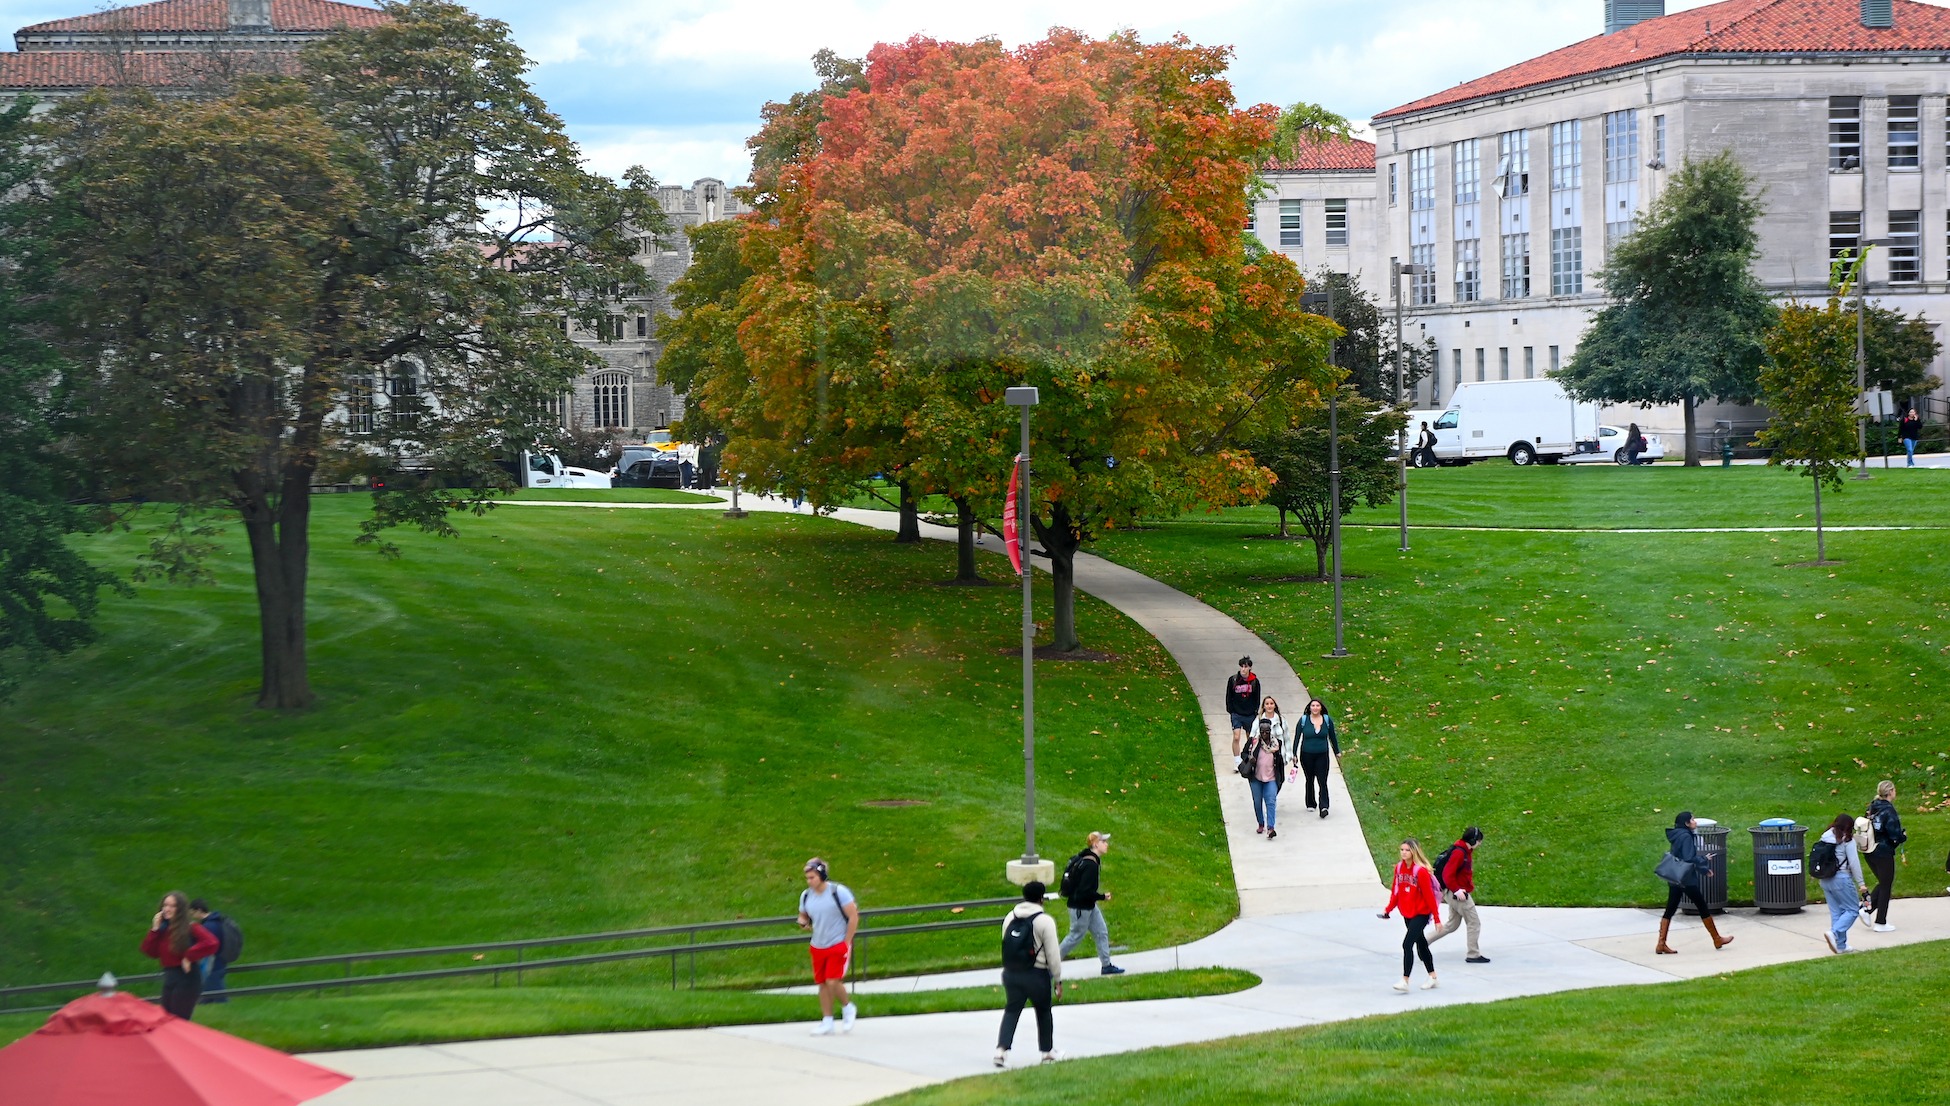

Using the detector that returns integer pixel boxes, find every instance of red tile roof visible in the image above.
[19,0,385,35]
[0,49,299,87]
[1376,0,1950,121]
[1265,134,1376,172]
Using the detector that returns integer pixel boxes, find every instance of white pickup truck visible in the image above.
[503,451,612,489]
[1430,379,1601,467]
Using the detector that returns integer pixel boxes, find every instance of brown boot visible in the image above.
[1655,917,1677,955]
[1702,914,1734,950]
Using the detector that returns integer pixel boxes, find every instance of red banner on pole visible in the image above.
[1003,456,1022,576]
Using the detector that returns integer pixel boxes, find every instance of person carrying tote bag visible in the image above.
[1653,812,1733,954]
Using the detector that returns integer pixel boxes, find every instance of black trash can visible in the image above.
[1750,819,1808,914]
[1681,820,1730,916]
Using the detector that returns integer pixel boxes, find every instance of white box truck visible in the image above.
[1429,379,1601,466]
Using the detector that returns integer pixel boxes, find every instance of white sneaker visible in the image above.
[1421,976,1439,990]
[841,1003,858,1033]
[1823,932,1839,954]
[993,1048,1007,1068]
[811,1019,836,1036]
[1873,923,1895,933]
[1391,980,1409,993]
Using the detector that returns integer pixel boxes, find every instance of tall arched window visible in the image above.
[386,362,423,430]
[591,371,631,429]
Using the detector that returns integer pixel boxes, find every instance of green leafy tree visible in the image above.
[1758,298,1858,564]
[1557,153,1776,465]
[1306,268,1435,403]
[1251,388,1404,576]
[1859,303,1942,403]
[43,0,663,709]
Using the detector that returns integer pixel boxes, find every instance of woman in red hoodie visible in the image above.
[1379,839,1441,993]
[141,890,219,1019]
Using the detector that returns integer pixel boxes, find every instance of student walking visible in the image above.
[1239,714,1287,839]
[1863,781,1908,931]
[189,898,242,1003]
[1813,813,1868,954]
[140,891,219,1020]
[1426,827,1490,963]
[1380,839,1440,992]
[1654,812,1734,954]
[993,880,1064,1067]
[797,858,860,1035]
[1898,407,1922,466]
[1624,423,1648,466]
[1415,421,1438,468]
[1295,699,1340,819]
[1058,832,1124,975]
[1224,658,1262,756]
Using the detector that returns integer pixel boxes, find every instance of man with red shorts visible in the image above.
[798,857,860,1035]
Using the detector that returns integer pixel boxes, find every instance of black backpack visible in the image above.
[207,913,243,965]
[1001,910,1043,970]
[1059,851,1092,898]
[1810,838,1841,881]
[1431,844,1460,890]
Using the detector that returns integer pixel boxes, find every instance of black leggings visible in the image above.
[159,966,201,1020]
[1402,914,1434,976]
[998,967,1054,1053]
[1867,847,1896,924]
[1662,882,1708,920]
[1300,751,1331,810]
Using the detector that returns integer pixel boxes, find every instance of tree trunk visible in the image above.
[1813,475,1826,564]
[1314,537,1328,579]
[895,480,921,543]
[239,476,314,710]
[953,497,983,582]
[1682,398,1700,466]
[1032,503,1083,653]
[1276,507,1289,538]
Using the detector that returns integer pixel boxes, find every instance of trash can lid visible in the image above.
[1695,818,1718,827]
[1758,818,1795,827]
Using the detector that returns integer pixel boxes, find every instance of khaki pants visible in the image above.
[1427,889,1480,957]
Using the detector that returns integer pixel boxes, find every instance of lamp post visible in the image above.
[1391,260,1425,552]
[1002,386,1053,886]
[1852,239,1899,480]
[1300,283,1347,658]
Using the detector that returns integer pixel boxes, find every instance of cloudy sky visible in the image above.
[1,0,1725,184]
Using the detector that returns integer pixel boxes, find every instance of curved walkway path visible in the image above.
[311,497,1950,1106]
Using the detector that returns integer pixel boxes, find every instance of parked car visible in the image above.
[614,454,685,488]
[1558,423,1668,465]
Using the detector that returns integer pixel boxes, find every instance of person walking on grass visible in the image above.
[1239,714,1286,839]
[1059,832,1124,975]
[1426,827,1490,964]
[1863,781,1908,932]
[1225,657,1262,756]
[1379,839,1441,992]
[1898,407,1922,466]
[1814,812,1868,954]
[141,890,218,1020]
[1295,699,1340,819]
[1654,812,1734,954]
[994,880,1064,1068]
[797,857,859,1036]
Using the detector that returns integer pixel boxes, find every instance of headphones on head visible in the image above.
[804,858,829,881]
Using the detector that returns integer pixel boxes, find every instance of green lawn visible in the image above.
[0,968,1257,1052]
[502,487,721,502]
[879,939,1950,1106]
[2,498,1228,1004]
[1095,464,1950,906]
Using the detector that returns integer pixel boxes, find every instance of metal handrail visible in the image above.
[1,897,1019,1015]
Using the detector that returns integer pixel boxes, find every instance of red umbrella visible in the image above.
[0,989,351,1105]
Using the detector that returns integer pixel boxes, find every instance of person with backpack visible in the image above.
[1379,838,1440,992]
[993,880,1063,1067]
[1058,832,1124,975]
[189,898,242,1003]
[1224,657,1262,756]
[1863,780,1907,931]
[1238,713,1287,839]
[1812,812,1867,954]
[1295,699,1340,819]
[1654,811,1734,954]
[796,857,860,1036]
[1415,421,1439,468]
[1426,827,1489,964]
[140,890,219,1020]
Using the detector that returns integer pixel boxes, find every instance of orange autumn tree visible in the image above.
[695,31,1333,650]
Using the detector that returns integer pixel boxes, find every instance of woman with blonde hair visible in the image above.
[1379,838,1441,992]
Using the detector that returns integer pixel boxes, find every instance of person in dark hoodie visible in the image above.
[1864,780,1908,931]
[1058,832,1124,975]
[1655,812,1734,954]
[1225,657,1262,756]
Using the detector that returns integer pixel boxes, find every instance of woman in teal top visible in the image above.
[1295,699,1341,819]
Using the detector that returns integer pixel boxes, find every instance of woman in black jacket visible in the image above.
[1864,781,1907,930]
[1655,812,1734,954]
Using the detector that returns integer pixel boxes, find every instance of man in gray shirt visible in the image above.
[797,857,860,1035]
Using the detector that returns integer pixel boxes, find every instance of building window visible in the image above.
[385,363,423,430]
[1829,210,1862,263]
[1325,199,1348,247]
[1888,210,1921,282]
[1653,115,1666,166]
[1501,232,1530,298]
[1549,345,1560,374]
[544,391,568,429]
[1451,348,1463,393]
[635,315,649,338]
[1244,206,1256,231]
[1454,238,1481,302]
[1409,148,1435,211]
[1603,111,1638,184]
[1279,199,1302,247]
[1411,243,1436,305]
[1389,162,1399,206]
[1888,96,1920,168]
[1550,226,1584,295]
[346,375,375,435]
[1829,97,1862,170]
[1474,348,1486,382]
[1549,121,1582,193]
[1495,130,1530,197]
[591,371,631,429]
[1523,346,1535,379]
[1498,347,1510,380]
[1453,139,1481,204]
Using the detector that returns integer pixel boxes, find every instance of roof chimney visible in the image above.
[1605,0,1665,34]
[1861,0,1894,28]
[228,0,273,30]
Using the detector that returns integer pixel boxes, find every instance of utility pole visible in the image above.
[1391,259,1423,552]
[1002,386,1052,886]
[1301,282,1347,658]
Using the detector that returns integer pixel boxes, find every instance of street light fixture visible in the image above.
[1300,284,1347,659]
[1852,239,1900,480]
[1001,386,1053,886]
[1390,260,1425,552]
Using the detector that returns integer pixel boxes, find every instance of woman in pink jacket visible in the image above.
[1379,839,1441,993]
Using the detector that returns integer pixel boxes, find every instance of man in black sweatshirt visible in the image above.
[1225,656,1261,756]
[1058,832,1124,975]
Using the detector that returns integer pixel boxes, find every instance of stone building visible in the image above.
[1254,134,1381,288]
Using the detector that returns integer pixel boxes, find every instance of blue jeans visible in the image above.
[1249,778,1279,829]
[1904,439,1917,465]
[1821,876,1860,950]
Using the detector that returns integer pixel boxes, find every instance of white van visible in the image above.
[502,451,613,489]
[1430,379,1601,466]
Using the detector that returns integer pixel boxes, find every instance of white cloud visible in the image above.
[573,122,757,187]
